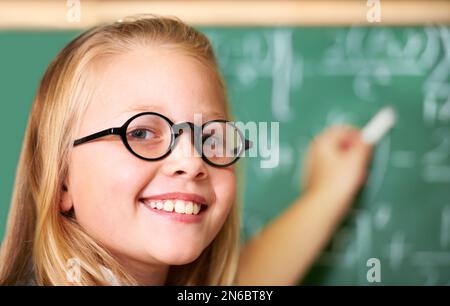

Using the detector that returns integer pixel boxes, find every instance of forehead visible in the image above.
[84,46,227,129]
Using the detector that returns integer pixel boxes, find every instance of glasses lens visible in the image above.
[202,121,243,166]
[126,114,172,159]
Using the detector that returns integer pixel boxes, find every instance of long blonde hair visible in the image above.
[0,15,240,285]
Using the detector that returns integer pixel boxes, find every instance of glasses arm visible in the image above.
[232,139,253,156]
[73,127,121,146]
[244,139,253,150]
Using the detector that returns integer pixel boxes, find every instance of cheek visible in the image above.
[68,144,154,242]
[206,168,236,237]
[213,169,236,209]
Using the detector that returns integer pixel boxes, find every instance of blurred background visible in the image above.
[0,0,449,285]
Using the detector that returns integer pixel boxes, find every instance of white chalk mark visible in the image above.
[374,205,392,230]
[319,27,448,77]
[271,30,293,122]
[386,30,403,58]
[322,30,345,65]
[374,65,392,86]
[423,166,450,183]
[423,61,450,113]
[362,135,391,203]
[345,27,364,59]
[354,71,375,101]
[423,79,450,98]
[422,130,450,182]
[422,129,450,164]
[355,210,373,283]
[322,60,424,76]
[425,58,450,89]
[424,91,439,125]
[402,30,423,59]
[418,27,440,70]
[441,206,450,248]
[438,95,450,122]
[439,26,450,61]
[387,231,406,270]
[422,29,450,126]
[356,211,372,262]
[237,64,258,88]
[391,151,417,168]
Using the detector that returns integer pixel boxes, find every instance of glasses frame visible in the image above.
[73,111,252,168]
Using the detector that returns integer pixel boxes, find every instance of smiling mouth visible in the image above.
[140,199,208,216]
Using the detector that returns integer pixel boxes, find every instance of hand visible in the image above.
[302,125,373,207]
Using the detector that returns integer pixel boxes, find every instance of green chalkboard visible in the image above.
[1,26,449,285]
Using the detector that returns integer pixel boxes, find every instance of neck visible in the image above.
[113,253,170,285]
[129,261,169,285]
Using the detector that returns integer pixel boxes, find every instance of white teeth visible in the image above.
[185,201,193,215]
[174,200,186,214]
[163,200,174,212]
[144,199,204,215]
[193,203,201,215]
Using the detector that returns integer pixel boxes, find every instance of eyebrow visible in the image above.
[123,104,227,121]
[125,104,163,113]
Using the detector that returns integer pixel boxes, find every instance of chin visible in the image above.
[147,243,205,265]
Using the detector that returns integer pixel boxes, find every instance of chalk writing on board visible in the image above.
[374,204,392,230]
[320,27,445,102]
[386,231,407,270]
[423,27,450,135]
[423,59,450,126]
[391,151,416,168]
[204,26,450,284]
[206,29,303,122]
[422,127,450,183]
[271,30,294,122]
[441,206,450,248]
[363,135,391,203]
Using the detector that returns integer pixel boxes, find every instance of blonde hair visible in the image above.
[0,15,240,285]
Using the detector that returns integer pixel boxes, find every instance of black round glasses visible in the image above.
[73,112,252,167]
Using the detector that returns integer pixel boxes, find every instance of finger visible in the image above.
[316,125,360,151]
[328,124,357,134]
[329,126,360,150]
[349,133,374,160]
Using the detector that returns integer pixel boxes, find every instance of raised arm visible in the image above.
[236,125,373,285]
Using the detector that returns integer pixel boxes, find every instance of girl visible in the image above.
[0,15,371,285]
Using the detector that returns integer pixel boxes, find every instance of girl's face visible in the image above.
[63,47,236,273]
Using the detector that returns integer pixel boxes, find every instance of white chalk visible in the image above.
[361,106,396,144]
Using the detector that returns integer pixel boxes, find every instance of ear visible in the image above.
[60,182,73,213]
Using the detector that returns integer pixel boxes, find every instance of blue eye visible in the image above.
[128,129,156,140]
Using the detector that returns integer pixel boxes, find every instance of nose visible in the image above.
[161,127,208,180]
